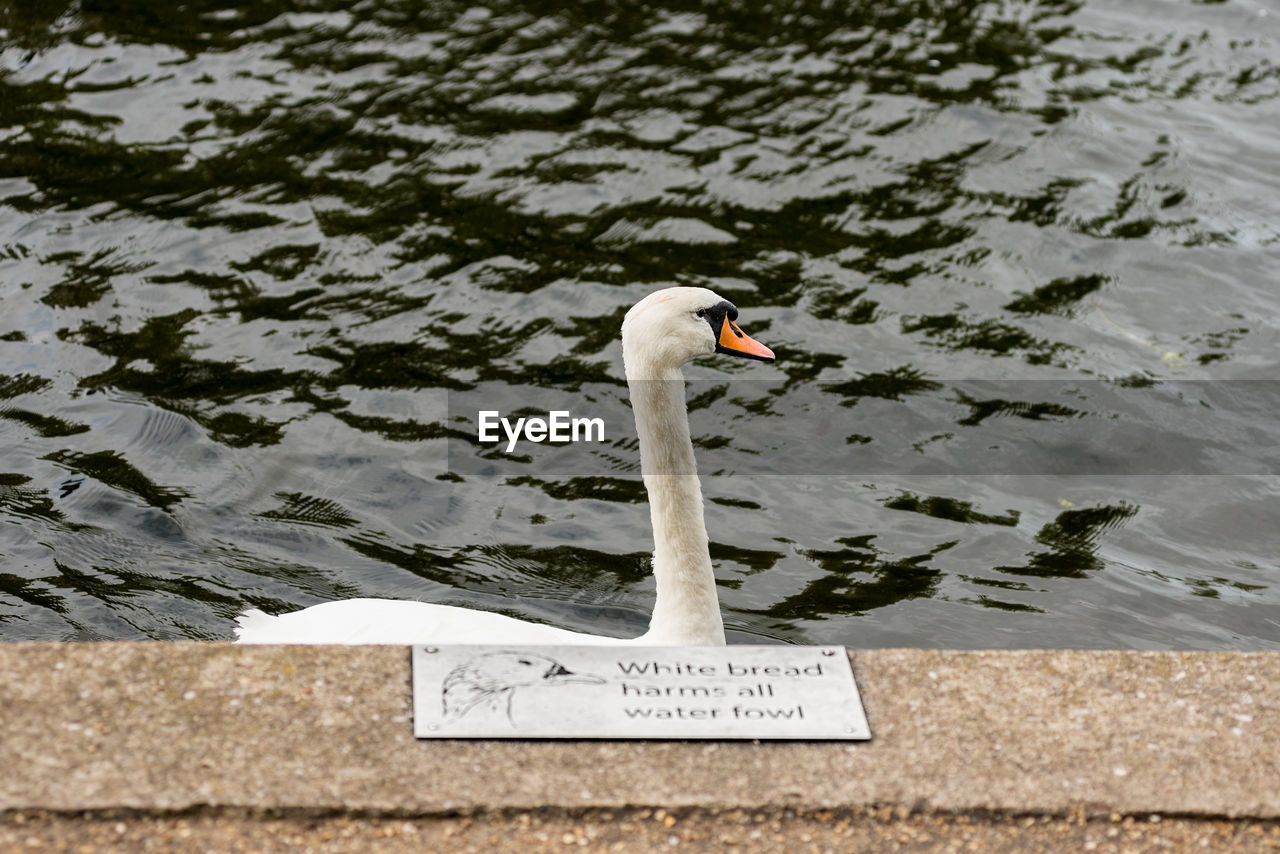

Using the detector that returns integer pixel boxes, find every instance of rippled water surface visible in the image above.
[2,0,1278,646]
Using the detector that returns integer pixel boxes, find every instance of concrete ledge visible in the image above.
[4,809,1280,853]
[1,645,1277,831]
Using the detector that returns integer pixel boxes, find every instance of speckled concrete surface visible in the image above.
[1,643,1278,851]
[3,809,1280,854]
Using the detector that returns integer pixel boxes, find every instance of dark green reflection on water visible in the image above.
[758,535,949,620]
[997,503,1139,579]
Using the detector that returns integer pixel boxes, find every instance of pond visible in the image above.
[1,0,1278,647]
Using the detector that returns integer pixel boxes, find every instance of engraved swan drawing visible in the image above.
[442,652,604,725]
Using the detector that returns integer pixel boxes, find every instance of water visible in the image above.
[1,0,1278,647]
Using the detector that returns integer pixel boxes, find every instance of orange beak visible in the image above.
[716,317,775,362]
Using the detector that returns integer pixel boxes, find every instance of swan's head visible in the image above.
[622,286,775,371]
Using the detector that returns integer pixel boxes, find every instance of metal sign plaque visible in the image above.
[412,645,870,740]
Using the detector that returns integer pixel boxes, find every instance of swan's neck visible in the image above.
[626,364,725,646]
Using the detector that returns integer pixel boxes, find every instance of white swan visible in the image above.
[234,286,775,645]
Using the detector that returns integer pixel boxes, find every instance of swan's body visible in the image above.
[235,287,774,646]
[235,599,636,645]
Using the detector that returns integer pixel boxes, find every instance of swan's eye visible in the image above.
[695,309,706,318]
